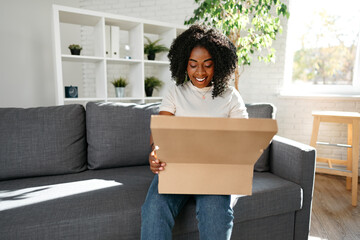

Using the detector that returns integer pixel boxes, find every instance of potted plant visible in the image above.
[145,76,163,97]
[144,36,169,60]
[111,77,128,98]
[68,44,83,55]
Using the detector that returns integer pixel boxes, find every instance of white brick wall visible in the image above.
[78,0,360,173]
[79,0,196,25]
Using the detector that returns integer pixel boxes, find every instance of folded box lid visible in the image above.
[151,116,278,165]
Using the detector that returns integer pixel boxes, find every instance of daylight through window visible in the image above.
[283,0,360,94]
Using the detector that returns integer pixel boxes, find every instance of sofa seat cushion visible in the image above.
[0,170,302,239]
[232,172,302,223]
[0,166,154,240]
[0,104,87,180]
[173,172,302,235]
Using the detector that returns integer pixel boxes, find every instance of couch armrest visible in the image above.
[269,135,316,240]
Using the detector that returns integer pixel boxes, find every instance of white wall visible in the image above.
[79,0,197,24]
[0,0,79,108]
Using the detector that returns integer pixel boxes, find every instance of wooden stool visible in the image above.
[310,111,360,206]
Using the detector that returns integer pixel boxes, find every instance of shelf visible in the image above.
[144,23,173,35]
[106,58,142,64]
[53,4,186,105]
[105,18,140,30]
[145,97,163,101]
[144,60,170,65]
[62,55,104,63]
[107,97,144,101]
[64,98,105,102]
[59,11,102,26]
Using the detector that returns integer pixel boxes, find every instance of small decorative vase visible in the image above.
[145,87,153,97]
[115,87,125,98]
[70,49,81,55]
[147,53,155,60]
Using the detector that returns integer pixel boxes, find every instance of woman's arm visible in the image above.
[148,111,174,174]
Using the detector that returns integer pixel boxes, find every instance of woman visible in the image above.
[141,24,248,240]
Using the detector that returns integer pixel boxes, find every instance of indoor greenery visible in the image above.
[68,44,82,50]
[145,76,163,96]
[184,0,290,89]
[144,36,169,60]
[111,77,128,88]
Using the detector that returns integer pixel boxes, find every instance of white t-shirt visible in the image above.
[159,81,248,118]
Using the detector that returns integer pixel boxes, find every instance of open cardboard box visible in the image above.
[151,116,278,195]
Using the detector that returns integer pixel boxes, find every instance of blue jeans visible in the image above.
[141,175,234,240]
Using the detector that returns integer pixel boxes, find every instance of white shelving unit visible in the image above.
[52,5,186,105]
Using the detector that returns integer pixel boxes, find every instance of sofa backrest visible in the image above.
[246,103,277,172]
[0,102,276,179]
[85,102,276,172]
[0,105,87,180]
[86,102,160,169]
[245,103,276,119]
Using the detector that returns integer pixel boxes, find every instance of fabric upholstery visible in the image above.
[0,102,316,240]
[173,212,295,240]
[0,104,87,180]
[245,103,276,172]
[245,103,276,119]
[231,212,295,240]
[86,102,160,169]
[173,172,301,237]
[0,166,153,240]
[0,168,301,240]
[270,136,316,240]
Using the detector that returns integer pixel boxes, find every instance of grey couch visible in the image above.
[0,102,316,240]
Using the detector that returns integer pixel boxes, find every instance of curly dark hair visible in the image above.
[168,24,238,98]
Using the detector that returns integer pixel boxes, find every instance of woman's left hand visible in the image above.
[149,146,166,174]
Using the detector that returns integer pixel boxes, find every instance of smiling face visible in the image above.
[187,46,214,88]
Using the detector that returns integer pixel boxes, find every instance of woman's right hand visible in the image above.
[149,146,166,174]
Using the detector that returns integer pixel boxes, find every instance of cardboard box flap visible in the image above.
[159,163,254,195]
[151,116,278,165]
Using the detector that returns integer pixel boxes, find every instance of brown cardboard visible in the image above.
[150,116,278,195]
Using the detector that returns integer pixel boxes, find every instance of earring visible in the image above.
[185,72,189,82]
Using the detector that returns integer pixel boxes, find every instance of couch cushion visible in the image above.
[245,103,276,119]
[86,102,160,169]
[0,170,301,240]
[232,172,302,222]
[245,103,276,172]
[174,172,302,236]
[0,104,87,180]
[0,166,154,240]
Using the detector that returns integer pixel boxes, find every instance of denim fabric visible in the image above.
[141,175,233,240]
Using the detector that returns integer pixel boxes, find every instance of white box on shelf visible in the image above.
[110,26,120,58]
[105,25,111,57]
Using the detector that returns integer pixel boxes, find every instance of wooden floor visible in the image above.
[309,173,360,240]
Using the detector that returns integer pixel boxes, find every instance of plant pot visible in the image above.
[145,87,153,97]
[70,49,81,55]
[147,53,155,60]
[115,87,125,98]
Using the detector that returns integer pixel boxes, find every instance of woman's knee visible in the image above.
[195,195,234,221]
[195,195,233,239]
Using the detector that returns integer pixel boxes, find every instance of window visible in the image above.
[282,0,360,95]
